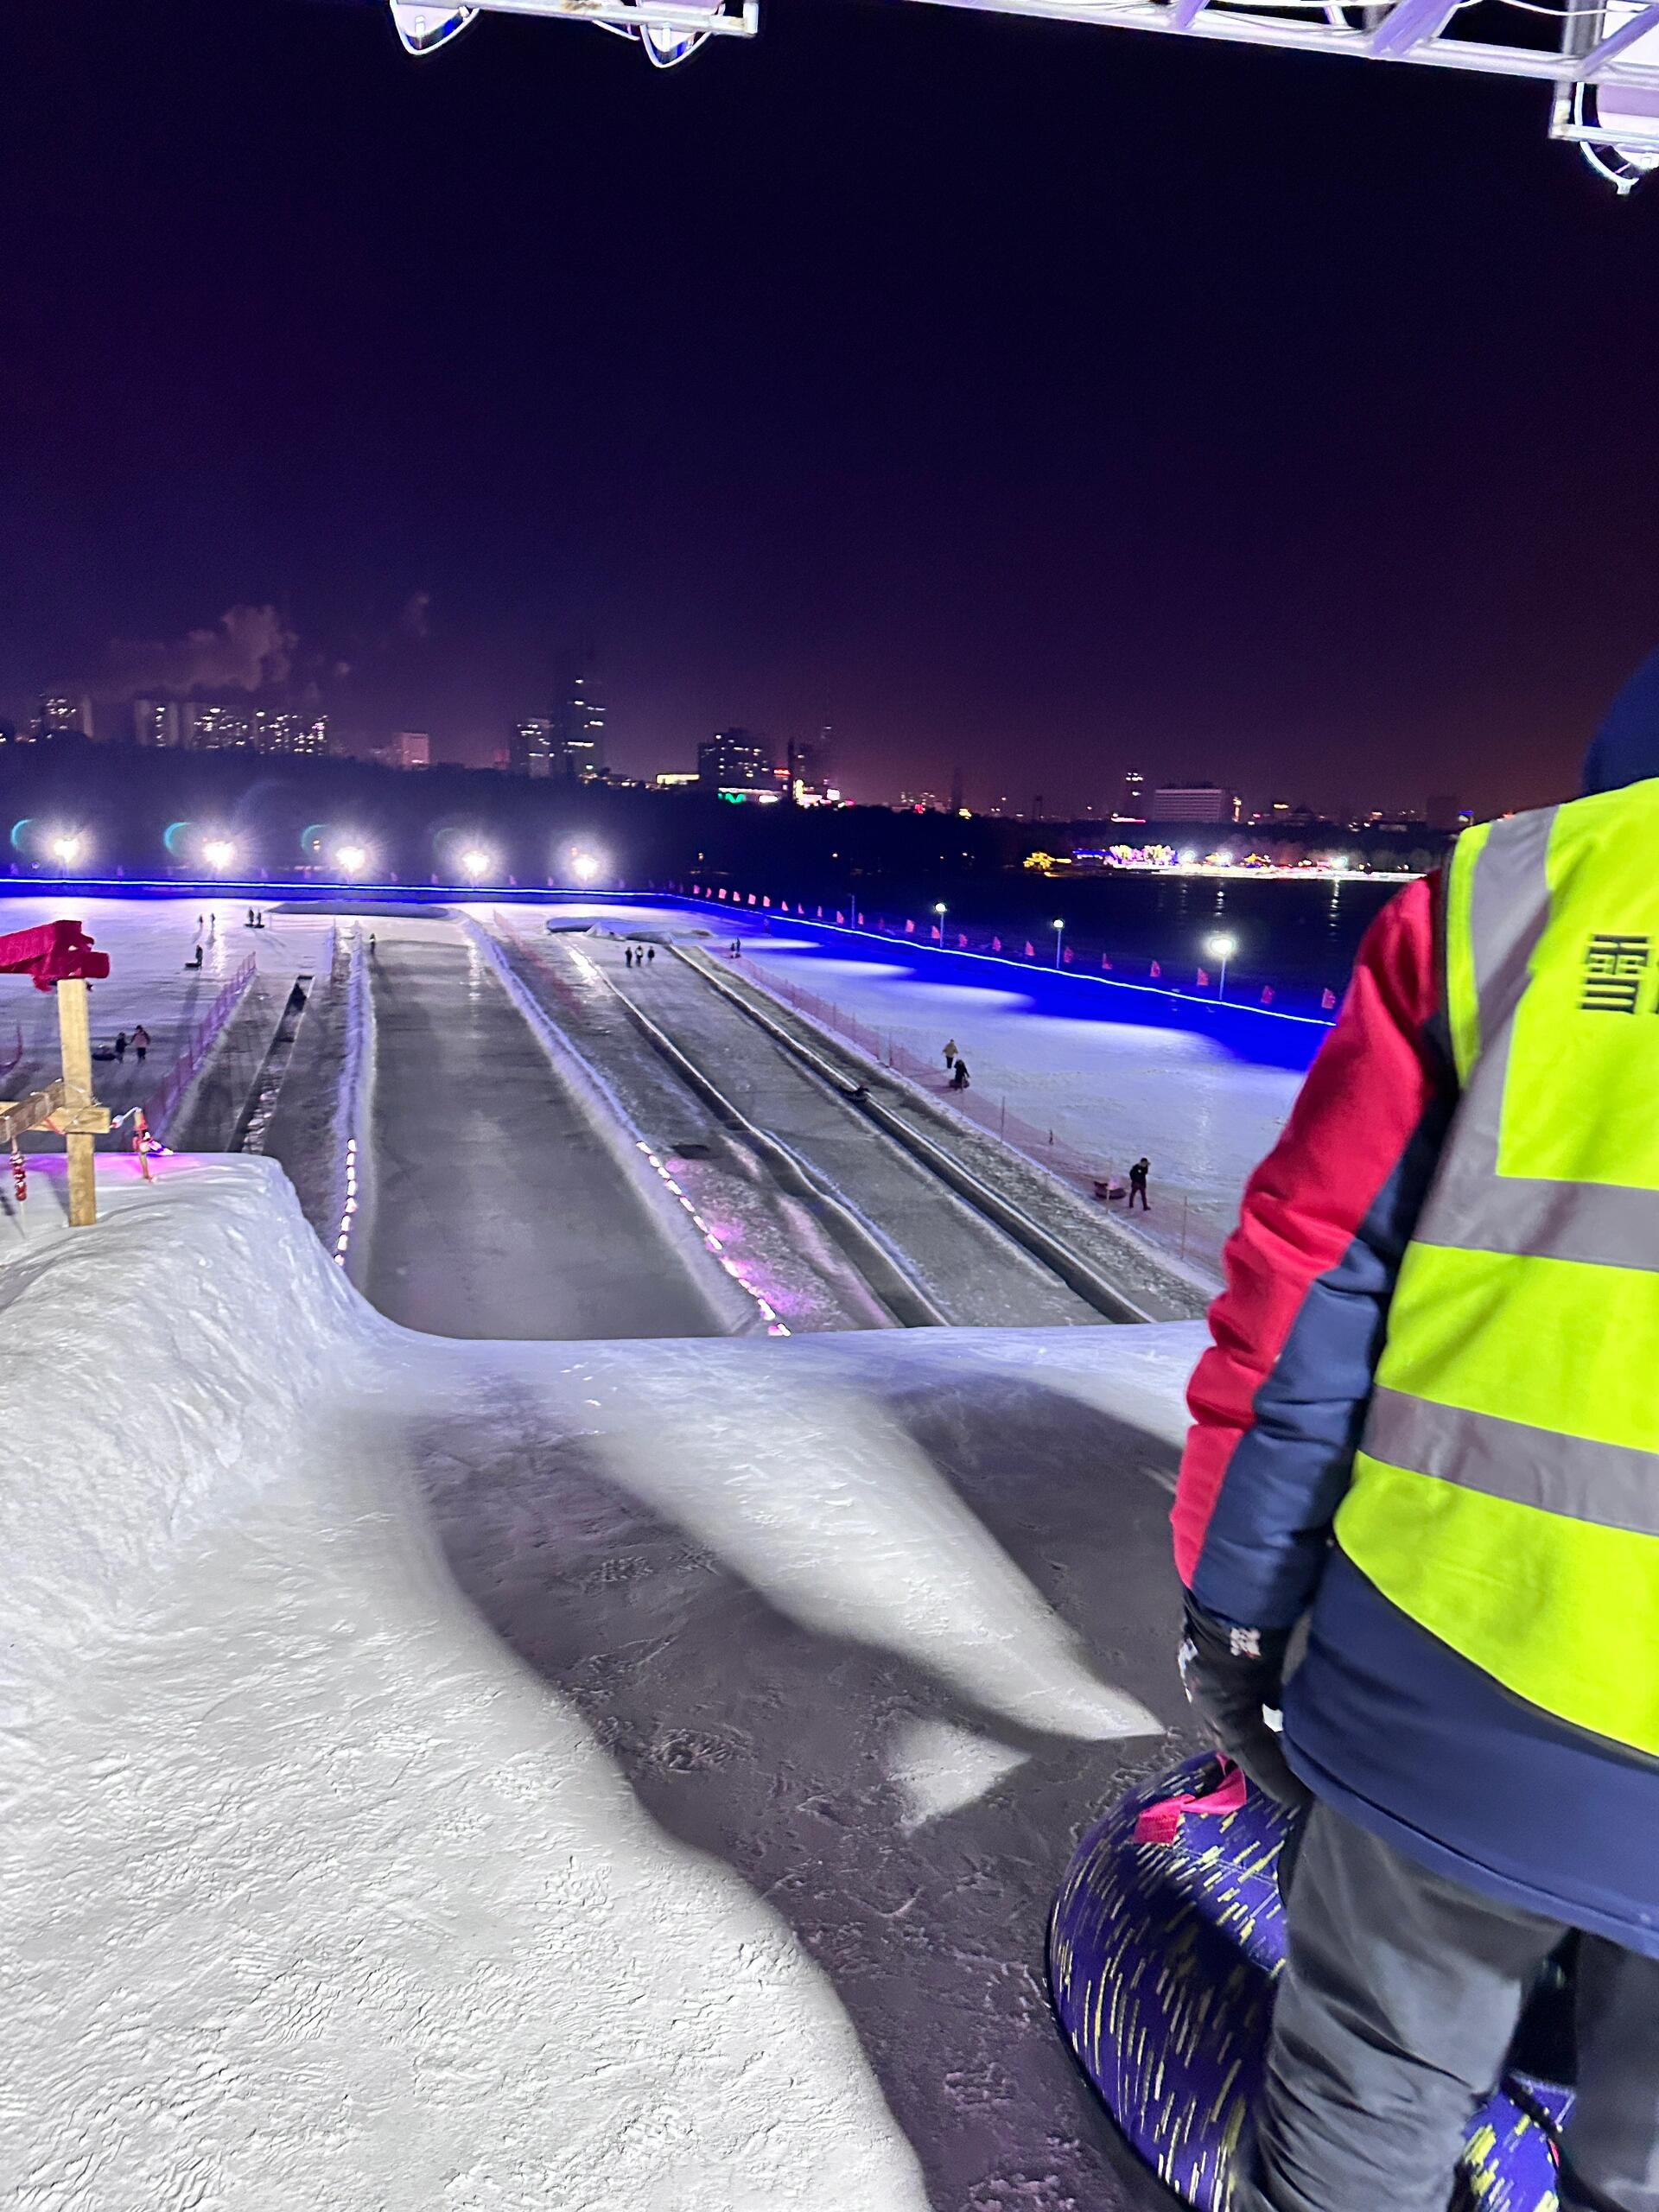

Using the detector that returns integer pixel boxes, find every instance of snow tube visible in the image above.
[1048,1752,1573,2210]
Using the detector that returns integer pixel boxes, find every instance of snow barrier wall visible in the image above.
[0,1154,370,1721]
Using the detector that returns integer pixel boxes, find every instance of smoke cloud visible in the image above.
[102,603,297,697]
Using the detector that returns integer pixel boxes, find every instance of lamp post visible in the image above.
[933,900,947,943]
[1052,917,1065,968]
[1205,931,1237,1000]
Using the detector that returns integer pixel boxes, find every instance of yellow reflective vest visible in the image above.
[1338,777,1659,1757]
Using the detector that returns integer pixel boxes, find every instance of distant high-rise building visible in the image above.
[373,732,430,771]
[787,726,838,804]
[255,709,327,758]
[1150,783,1232,823]
[181,701,254,751]
[552,667,606,782]
[37,693,93,741]
[1119,768,1146,819]
[699,728,776,796]
[512,717,556,778]
[133,698,181,748]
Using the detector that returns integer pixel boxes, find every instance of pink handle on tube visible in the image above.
[1134,1758,1249,1846]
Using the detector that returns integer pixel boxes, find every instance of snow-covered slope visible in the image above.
[4,1158,1203,2211]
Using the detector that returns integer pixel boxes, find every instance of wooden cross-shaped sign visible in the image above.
[0,920,113,1227]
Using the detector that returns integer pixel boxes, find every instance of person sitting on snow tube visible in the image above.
[1166,649,1659,2212]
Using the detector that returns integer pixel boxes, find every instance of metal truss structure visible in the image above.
[387,0,1659,186]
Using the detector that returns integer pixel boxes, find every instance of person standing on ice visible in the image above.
[1174,646,1659,2212]
[1128,1157,1150,1210]
[131,1025,149,1064]
[113,1030,128,1064]
[950,1057,970,1090]
[943,1037,959,1071]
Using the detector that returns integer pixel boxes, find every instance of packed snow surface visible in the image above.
[4,1156,1202,2211]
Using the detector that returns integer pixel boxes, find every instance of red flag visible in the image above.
[856,912,865,926]
[762,896,772,909]
[1150,959,1162,978]
[747,893,757,906]
[905,918,915,934]
[1197,968,1210,988]
[817,906,824,919]
[1321,987,1337,1010]
[1025,940,1035,958]
[1063,945,1074,965]
[1262,986,1275,1005]
[717,887,728,900]
[836,911,845,925]
[1101,954,1113,971]
[957,932,968,950]
[930,925,941,942]
[991,936,1002,952]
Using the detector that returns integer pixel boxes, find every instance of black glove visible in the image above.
[1179,1591,1311,1811]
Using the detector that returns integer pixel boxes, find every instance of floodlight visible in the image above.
[458,846,493,881]
[390,3,478,55]
[202,836,238,873]
[336,842,370,877]
[48,831,83,867]
[569,849,603,886]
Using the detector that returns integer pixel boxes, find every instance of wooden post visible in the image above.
[56,977,98,1227]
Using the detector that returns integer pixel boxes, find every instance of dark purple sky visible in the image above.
[2,0,1656,814]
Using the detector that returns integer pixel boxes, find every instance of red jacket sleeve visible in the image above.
[1173,874,1446,1611]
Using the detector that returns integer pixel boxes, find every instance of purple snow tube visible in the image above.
[1048,1752,1573,2210]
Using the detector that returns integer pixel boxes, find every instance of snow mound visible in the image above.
[5,1158,1204,2211]
[1,1155,364,1720]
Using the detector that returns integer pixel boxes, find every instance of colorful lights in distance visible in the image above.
[1048,843,1422,883]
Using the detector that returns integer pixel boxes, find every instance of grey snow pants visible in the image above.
[1234,1802,1659,2212]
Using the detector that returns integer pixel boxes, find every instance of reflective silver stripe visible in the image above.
[1415,804,1659,1272]
[1466,805,1558,1053]
[1365,1385,1659,1540]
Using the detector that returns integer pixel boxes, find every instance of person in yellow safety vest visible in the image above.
[1173,647,1659,2212]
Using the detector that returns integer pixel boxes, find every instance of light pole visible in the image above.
[1205,931,1237,1000]
[932,900,947,938]
[1052,918,1065,968]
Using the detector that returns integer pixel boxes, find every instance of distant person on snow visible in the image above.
[113,1031,128,1064]
[943,1038,959,1071]
[950,1058,970,1090]
[131,1026,149,1064]
[186,944,203,969]
[1176,646,1659,2212]
[647,947,656,965]
[1128,1157,1150,1210]
[731,940,742,958]
[625,947,634,969]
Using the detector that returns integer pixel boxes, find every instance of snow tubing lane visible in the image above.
[1048,1753,1573,2211]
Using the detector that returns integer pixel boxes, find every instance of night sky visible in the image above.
[2,0,1656,814]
